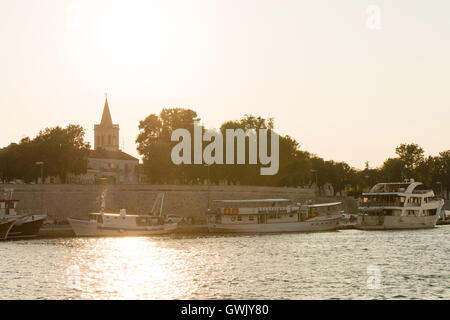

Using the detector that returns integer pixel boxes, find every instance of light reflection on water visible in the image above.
[1,227,449,299]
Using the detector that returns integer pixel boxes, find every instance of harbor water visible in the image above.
[1,227,449,299]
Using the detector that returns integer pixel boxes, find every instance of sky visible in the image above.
[1,0,449,169]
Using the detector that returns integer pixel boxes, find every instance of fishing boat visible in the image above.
[207,199,342,233]
[0,189,46,239]
[68,192,177,237]
[0,217,19,240]
[356,180,444,230]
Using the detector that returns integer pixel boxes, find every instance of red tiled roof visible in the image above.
[89,149,138,161]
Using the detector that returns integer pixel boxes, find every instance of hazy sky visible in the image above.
[1,0,449,169]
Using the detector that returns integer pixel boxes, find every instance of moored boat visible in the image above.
[356,180,444,230]
[0,217,19,240]
[207,199,342,233]
[0,189,46,239]
[68,192,177,237]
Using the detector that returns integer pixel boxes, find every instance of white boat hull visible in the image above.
[356,215,439,230]
[67,218,178,237]
[208,215,341,233]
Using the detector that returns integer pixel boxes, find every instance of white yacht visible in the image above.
[68,192,177,237]
[207,199,342,233]
[356,180,444,230]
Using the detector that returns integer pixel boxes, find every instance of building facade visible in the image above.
[70,97,139,184]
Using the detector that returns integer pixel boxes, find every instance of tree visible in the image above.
[33,125,91,183]
[0,125,90,183]
[395,143,424,178]
[136,108,200,184]
[434,150,450,198]
[380,158,405,182]
[218,115,274,185]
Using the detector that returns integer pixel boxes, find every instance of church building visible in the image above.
[71,97,139,184]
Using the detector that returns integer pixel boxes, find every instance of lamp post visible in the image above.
[364,175,370,192]
[311,169,318,196]
[204,164,211,209]
[35,161,44,184]
[436,181,443,197]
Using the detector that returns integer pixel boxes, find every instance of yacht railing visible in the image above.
[361,201,402,207]
[405,203,421,207]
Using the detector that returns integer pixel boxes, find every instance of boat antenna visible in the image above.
[159,193,165,217]
[99,189,107,215]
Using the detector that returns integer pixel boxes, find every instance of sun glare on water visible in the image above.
[71,237,187,299]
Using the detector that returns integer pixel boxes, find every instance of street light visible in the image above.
[436,181,443,197]
[311,169,318,196]
[35,161,44,184]
[204,164,211,209]
[364,175,370,192]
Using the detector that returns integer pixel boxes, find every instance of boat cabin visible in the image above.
[0,198,19,217]
[208,199,343,225]
[360,181,442,217]
[87,211,164,226]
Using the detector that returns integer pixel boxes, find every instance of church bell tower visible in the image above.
[94,95,119,151]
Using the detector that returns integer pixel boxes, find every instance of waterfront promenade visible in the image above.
[1,184,316,220]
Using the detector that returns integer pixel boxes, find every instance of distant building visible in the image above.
[69,97,139,184]
[94,97,120,151]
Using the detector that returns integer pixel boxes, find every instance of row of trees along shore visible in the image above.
[0,108,449,198]
[136,108,450,198]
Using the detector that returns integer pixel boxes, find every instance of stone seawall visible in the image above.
[2,184,315,219]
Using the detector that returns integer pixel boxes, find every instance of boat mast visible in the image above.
[159,193,165,217]
[150,192,165,216]
[100,190,107,216]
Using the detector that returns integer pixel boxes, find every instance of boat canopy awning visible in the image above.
[362,192,401,196]
[213,199,291,203]
[308,202,342,208]
[359,207,389,211]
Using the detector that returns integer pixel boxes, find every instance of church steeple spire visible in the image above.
[100,94,113,127]
[94,94,119,151]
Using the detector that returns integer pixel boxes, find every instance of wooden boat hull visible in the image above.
[7,215,46,239]
[68,218,178,237]
[0,218,18,240]
[208,215,341,233]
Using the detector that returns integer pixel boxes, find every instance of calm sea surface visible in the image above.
[1,227,449,299]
